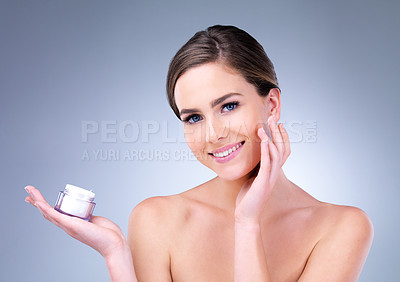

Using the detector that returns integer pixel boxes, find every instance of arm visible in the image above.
[298,207,374,282]
[234,116,290,281]
[105,241,137,282]
[235,222,270,281]
[128,197,173,282]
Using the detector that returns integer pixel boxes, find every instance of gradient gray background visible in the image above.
[1,0,398,281]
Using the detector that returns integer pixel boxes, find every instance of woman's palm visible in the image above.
[25,185,126,258]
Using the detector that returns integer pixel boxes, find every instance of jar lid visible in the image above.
[65,184,95,201]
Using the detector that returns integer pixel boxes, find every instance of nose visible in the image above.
[205,117,228,144]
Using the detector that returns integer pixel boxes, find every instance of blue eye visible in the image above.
[182,101,239,125]
[191,115,201,123]
[222,101,239,112]
[184,114,202,124]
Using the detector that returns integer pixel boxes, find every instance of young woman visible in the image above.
[25,25,374,281]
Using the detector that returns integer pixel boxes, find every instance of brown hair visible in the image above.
[166,24,280,119]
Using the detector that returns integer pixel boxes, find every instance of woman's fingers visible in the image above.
[25,195,35,206]
[37,198,84,233]
[25,185,45,202]
[278,123,291,164]
[268,116,285,160]
[257,127,270,179]
[257,119,284,187]
[267,138,281,186]
[24,185,128,259]
[235,124,283,222]
[24,185,84,231]
[25,185,59,224]
[268,116,291,168]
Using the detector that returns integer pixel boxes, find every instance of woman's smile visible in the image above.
[209,141,245,163]
[174,61,274,180]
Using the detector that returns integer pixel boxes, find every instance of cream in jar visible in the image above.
[54,184,96,221]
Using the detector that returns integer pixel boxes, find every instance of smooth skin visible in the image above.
[25,62,374,281]
[24,186,137,281]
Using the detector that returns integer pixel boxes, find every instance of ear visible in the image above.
[264,88,281,121]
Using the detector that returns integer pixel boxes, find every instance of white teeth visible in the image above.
[212,142,243,158]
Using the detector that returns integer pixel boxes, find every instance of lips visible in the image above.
[209,141,245,158]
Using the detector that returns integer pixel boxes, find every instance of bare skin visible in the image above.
[128,62,374,281]
[129,167,372,281]
[172,170,321,281]
[26,61,373,281]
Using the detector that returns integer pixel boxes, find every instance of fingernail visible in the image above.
[25,187,36,201]
[25,187,32,196]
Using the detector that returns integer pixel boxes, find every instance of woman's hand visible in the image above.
[25,185,137,281]
[235,115,291,225]
[24,185,128,259]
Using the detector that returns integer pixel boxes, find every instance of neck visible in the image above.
[213,165,290,215]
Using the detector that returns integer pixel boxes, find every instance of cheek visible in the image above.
[228,111,263,141]
[184,127,210,166]
[232,111,264,162]
[184,125,204,152]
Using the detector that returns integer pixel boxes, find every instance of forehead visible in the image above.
[174,62,256,110]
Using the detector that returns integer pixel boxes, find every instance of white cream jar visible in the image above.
[54,184,96,221]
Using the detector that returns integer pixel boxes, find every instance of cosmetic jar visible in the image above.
[54,184,96,221]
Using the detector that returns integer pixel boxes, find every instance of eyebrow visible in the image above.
[179,93,243,117]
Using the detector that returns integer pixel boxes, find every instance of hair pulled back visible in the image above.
[166,24,280,119]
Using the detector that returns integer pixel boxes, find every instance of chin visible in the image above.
[213,161,259,181]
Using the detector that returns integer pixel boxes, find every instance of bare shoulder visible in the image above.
[312,201,374,237]
[297,201,374,281]
[288,182,373,234]
[128,194,184,232]
[127,195,184,281]
[129,195,175,216]
[282,183,374,241]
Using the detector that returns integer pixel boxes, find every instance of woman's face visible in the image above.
[174,62,277,181]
